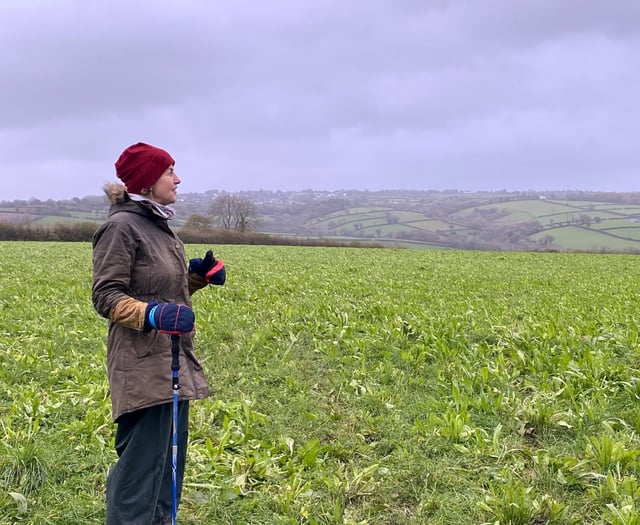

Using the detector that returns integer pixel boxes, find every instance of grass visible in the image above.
[2,242,640,523]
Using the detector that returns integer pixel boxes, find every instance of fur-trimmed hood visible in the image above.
[103,182,128,205]
[103,182,175,220]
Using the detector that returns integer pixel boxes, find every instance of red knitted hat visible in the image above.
[115,142,175,194]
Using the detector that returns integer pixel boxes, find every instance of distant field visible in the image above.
[0,211,38,223]
[597,227,640,241]
[592,218,640,229]
[32,215,102,226]
[405,219,455,231]
[540,210,622,222]
[458,200,624,224]
[486,199,579,217]
[531,226,640,250]
[589,203,640,213]
[68,211,104,220]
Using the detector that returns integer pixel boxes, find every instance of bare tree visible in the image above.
[233,197,257,232]
[209,194,257,232]
[210,194,235,230]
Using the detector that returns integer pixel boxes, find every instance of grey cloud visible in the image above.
[1,0,639,200]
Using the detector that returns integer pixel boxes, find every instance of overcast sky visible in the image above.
[2,0,638,201]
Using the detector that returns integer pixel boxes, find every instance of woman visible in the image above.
[92,142,225,524]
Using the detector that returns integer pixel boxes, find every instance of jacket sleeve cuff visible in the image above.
[110,297,148,331]
[188,273,207,297]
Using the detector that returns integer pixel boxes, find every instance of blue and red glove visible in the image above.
[189,250,226,285]
[144,302,195,334]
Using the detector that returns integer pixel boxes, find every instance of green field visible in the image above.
[2,242,640,523]
[531,227,640,251]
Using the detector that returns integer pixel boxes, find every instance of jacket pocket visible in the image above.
[133,330,169,359]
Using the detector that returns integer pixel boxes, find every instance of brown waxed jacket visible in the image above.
[92,183,211,421]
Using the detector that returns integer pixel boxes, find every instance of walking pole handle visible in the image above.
[171,334,181,390]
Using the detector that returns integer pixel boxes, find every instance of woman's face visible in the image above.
[150,165,181,205]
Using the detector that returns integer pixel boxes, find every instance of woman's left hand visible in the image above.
[189,250,226,285]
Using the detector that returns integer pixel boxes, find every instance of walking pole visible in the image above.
[170,333,181,525]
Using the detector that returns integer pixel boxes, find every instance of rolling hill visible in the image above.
[3,190,640,252]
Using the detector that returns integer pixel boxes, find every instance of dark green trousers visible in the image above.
[106,401,189,525]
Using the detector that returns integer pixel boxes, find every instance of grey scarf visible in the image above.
[129,193,176,220]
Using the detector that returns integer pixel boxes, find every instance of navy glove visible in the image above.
[144,302,195,334]
[189,250,226,285]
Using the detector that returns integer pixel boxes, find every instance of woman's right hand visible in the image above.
[144,302,195,334]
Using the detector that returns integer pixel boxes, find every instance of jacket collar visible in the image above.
[103,182,177,236]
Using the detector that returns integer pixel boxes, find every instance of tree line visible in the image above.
[0,193,383,248]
